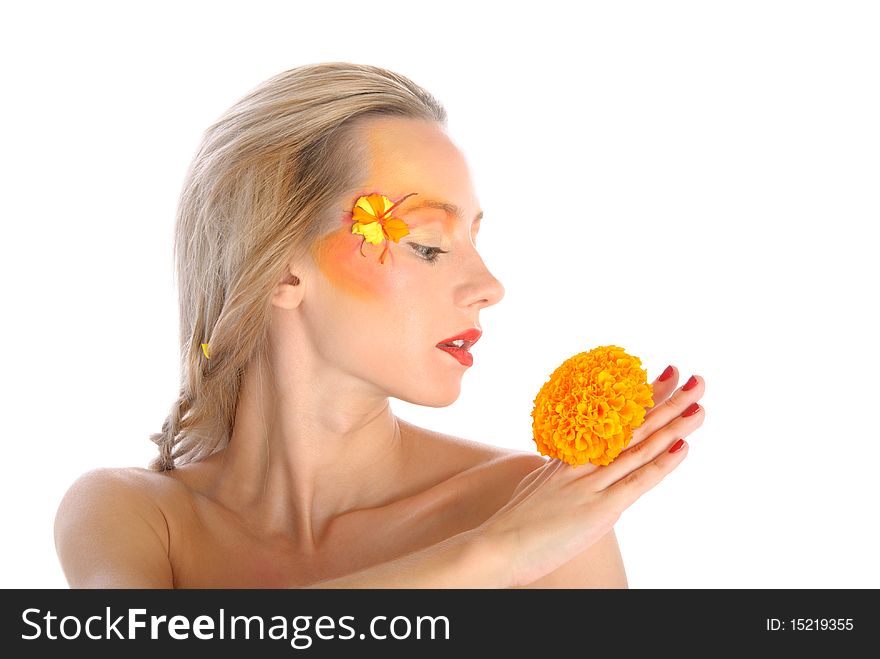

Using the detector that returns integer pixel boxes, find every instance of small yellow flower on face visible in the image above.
[201,343,211,359]
[350,192,418,264]
[351,220,385,245]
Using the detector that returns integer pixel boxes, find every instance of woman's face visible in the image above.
[300,116,505,406]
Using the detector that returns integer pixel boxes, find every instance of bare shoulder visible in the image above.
[56,466,185,517]
[54,467,182,587]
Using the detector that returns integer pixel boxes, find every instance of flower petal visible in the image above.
[352,221,385,245]
[382,218,410,242]
[378,194,395,216]
[352,205,376,224]
[353,195,379,219]
[365,194,389,217]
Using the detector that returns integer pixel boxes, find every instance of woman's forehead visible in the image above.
[363,119,468,178]
[358,119,480,231]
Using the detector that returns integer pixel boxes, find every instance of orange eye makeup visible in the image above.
[395,197,483,237]
[311,227,393,301]
[310,193,483,300]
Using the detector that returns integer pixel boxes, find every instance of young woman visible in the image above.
[54,62,705,588]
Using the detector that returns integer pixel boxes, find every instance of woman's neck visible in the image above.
[200,355,410,553]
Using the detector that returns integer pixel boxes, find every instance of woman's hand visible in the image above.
[477,367,705,588]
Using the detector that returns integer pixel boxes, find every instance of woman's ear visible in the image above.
[271,264,304,310]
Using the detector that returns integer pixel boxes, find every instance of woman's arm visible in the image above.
[512,528,628,588]
[55,469,511,589]
[305,530,507,588]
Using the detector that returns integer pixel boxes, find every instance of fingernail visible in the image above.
[682,375,698,391]
[681,402,701,417]
[659,365,674,382]
[669,438,685,453]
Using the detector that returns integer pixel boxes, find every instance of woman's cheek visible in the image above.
[311,229,394,301]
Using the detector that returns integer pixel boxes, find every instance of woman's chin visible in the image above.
[393,379,462,408]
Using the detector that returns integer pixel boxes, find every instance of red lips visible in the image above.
[436,328,482,349]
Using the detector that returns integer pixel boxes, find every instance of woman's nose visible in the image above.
[465,264,505,310]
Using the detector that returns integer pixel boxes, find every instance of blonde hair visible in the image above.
[148,62,447,471]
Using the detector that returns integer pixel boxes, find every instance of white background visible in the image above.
[2,0,878,588]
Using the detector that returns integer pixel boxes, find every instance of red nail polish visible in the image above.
[682,402,701,417]
[669,438,685,453]
[659,365,674,382]
[682,375,698,391]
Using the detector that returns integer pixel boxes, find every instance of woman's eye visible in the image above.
[408,243,448,265]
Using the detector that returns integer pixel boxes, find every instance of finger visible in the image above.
[645,365,680,417]
[600,435,690,512]
[631,374,705,447]
[591,402,705,491]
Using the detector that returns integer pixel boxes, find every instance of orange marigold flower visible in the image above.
[350,192,418,264]
[531,345,654,467]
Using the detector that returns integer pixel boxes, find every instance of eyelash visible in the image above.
[408,243,448,265]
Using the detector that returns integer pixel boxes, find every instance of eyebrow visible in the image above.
[398,198,483,224]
